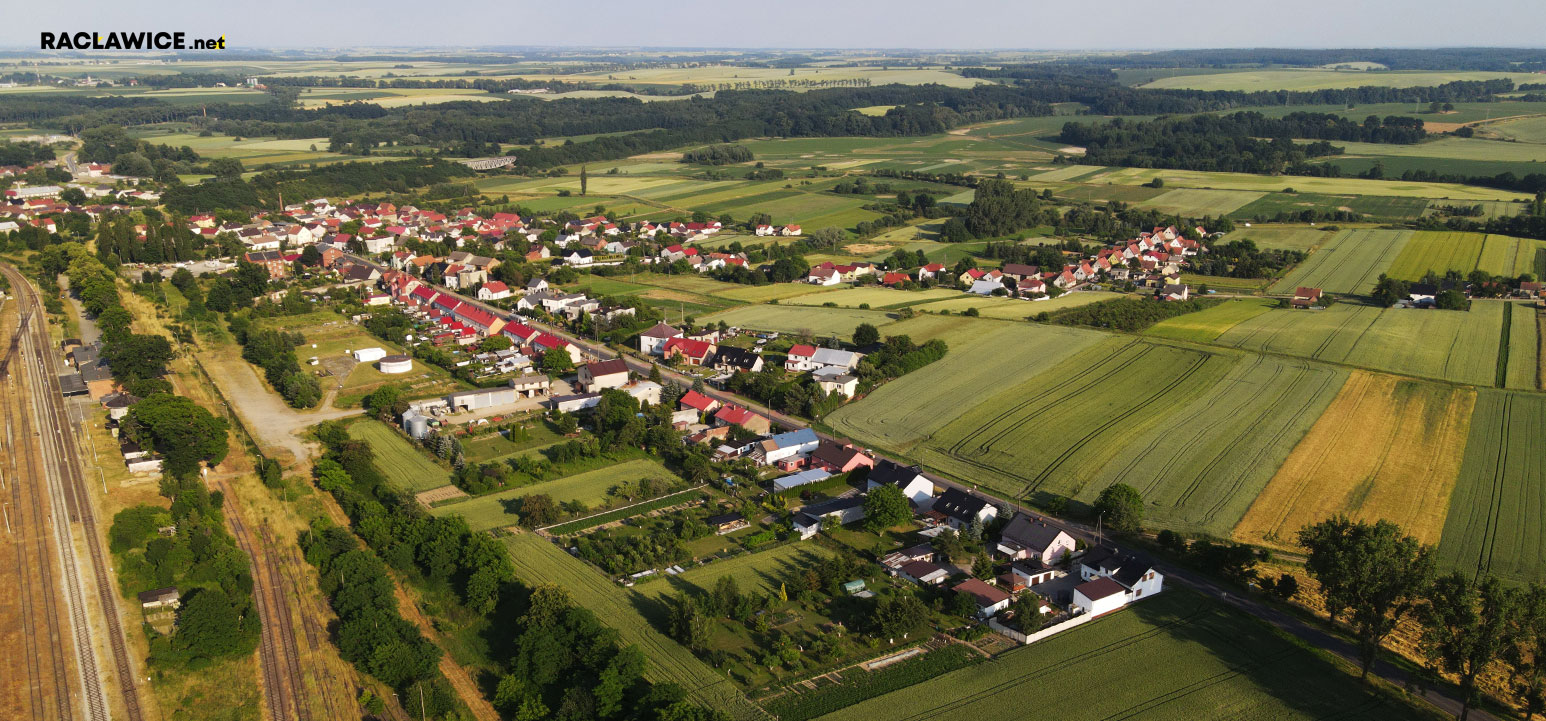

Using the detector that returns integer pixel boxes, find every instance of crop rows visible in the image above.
[1437,391,1546,582]
[347,419,451,493]
[1268,229,1411,294]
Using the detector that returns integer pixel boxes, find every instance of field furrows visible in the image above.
[1437,391,1546,581]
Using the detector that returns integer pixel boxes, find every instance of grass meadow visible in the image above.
[1144,298,1278,344]
[432,459,681,531]
[347,420,451,493]
[702,305,897,340]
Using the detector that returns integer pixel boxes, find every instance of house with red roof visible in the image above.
[662,337,716,366]
[880,272,909,287]
[714,404,772,435]
[478,281,511,301]
[532,333,582,364]
[679,390,722,415]
[916,263,946,281]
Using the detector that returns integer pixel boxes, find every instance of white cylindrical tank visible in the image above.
[379,354,413,374]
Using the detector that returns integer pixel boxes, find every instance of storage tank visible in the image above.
[379,354,413,374]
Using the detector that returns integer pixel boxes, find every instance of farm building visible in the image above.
[785,346,863,373]
[813,367,859,397]
[996,516,1077,566]
[771,468,833,493]
[1291,286,1324,308]
[379,354,413,373]
[447,386,517,411]
[352,347,387,363]
[549,393,602,413]
[867,459,935,510]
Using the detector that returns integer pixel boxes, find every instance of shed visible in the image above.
[352,347,387,363]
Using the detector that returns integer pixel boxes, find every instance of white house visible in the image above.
[478,281,512,300]
[996,515,1077,566]
[954,578,1012,618]
[576,359,629,393]
[1072,547,1164,616]
[866,459,935,510]
[638,322,682,355]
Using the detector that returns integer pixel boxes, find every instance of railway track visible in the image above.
[1,301,74,720]
[2,264,143,721]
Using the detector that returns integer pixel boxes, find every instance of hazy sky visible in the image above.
[8,0,1546,50]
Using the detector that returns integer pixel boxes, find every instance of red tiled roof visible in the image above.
[787,344,816,359]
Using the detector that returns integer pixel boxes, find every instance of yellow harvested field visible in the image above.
[1233,372,1474,549]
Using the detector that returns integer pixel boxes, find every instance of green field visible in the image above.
[501,534,764,720]
[915,339,1237,504]
[346,420,451,493]
[1386,231,1546,280]
[1213,301,1505,387]
[1506,303,1542,391]
[1228,192,1429,221]
[826,321,1105,454]
[460,424,566,464]
[1437,391,1546,583]
[912,291,1123,319]
[703,305,897,340]
[1092,355,1347,534]
[1136,188,1266,216]
[1220,226,1334,252]
[1145,298,1278,343]
[433,459,681,531]
[711,283,838,303]
[1142,69,1543,92]
[817,590,1427,721]
[1489,115,1546,144]
[1081,167,1527,202]
[788,286,965,309]
[1267,229,1411,295]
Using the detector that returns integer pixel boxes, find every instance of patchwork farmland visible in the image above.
[1385,231,1546,280]
[1234,372,1474,549]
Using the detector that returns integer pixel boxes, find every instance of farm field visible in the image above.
[1095,355,1347,535]
[1489,115,1546,144]
[500,533,763,720]
[1213,301,1505,387]
[1507,303,1542,390]
[128,127,361,167]
[1135,188,1266,216]
[1081,166,1527,201]
[787,287,965,309]
[1220,226,1334,251]
[710,283,837,303]
[460,423,566,464]
[433,459,681,531]
[1233,372,1474,549]
[1266,229,1411,295]
[912,291,1122,319]
[634,544,837,603]
[1141,69,1544,91]
[347,420,451,493]
[1385,231,1546,280]
[1436,391,1546,583]
[915,340,1237,504]
[1229,193,1430,221]
[826,321,1104,453]
[702,305,896,340]
[817,590,1425,721]
[1144,298,1278,343]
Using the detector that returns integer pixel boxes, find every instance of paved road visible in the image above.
[349,255,1488,719]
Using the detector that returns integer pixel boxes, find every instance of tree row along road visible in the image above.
[2,263,141,721]
[351,255,1494,720]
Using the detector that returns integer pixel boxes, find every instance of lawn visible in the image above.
[1233,372,1474,549]
[1213,301,1505,387]
[1135,188,1266,216]
[459,422,566,464]
[787,287,965,309]
[818,590,1429,721]
[347,420,451,493]
[1436,390,1546,583]
[911,291,1121,319]
[702,305,897,341]
[256,310,467,405]
[914,340,1239,506]
[1144,298,1278,343]
[1267,229,1411,295]
[432,459,682,531]
[826,321,1105,454]
[500,534,764,720]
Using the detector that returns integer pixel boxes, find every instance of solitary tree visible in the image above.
[853,322,880,347]
[1093,483,1144,533]
[1298,517,1435,679]
[863,484,911,533]
[580,165,588,196]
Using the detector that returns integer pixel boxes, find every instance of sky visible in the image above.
[7,0,1546,50]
